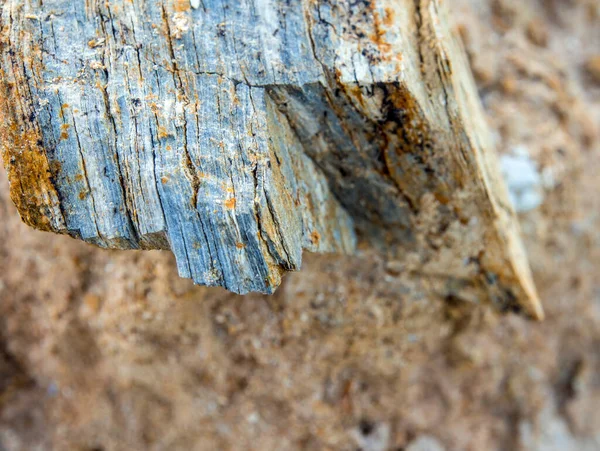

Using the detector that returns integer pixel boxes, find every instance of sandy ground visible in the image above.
[1,0,600,449]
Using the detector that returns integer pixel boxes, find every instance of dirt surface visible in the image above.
[1,0,599,450]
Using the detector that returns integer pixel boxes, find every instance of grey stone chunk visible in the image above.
[0,0,543,318]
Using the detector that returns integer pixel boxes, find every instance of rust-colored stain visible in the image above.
[157,126,170,139]
[266,264,283,290]
[434,192,451,205]
[83,294,101,313]
[224,197,236,209]
[383,7,395,27]
[60,123,70,140]
[161,176,169,184]
[235,242,246,249]
[0,116,60,231]
[0,33,64,232]
[88,39,103,49]
[58,103,70,120]
[310,230,321,246]
[380,84,450,208]
[370,5,392,57]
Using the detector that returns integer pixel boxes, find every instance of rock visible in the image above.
[0,0,543,317]
[500,148,544,213]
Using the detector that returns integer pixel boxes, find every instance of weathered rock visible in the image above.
[0,0,542,318]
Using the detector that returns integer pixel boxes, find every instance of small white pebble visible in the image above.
[190,0,201,9]
[500,148,543,213]
[518,190,543,213]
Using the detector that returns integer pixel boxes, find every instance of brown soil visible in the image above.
[1,0,599,449]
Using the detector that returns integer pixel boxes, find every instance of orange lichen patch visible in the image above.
[383,7,395,27]
[235,242,246,249]
[60,123,70,140]
[310,230,321,246]
[78,190,87,200]
[87,39,104,49]
[58,103,70,119]
[370,7,393,57]
[173,0,191,12]
[161,176,169,184]
[224,197,236,209]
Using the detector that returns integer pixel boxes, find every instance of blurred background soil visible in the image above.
[1,0,599,449]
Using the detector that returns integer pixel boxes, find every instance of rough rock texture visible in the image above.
[0,0,358,295]
[1,0,599,450]
[0,0,543,318]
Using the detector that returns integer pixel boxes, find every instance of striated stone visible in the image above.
[0,0,542,318]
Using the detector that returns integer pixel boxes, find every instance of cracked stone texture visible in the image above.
[0,0,599,450]
[0,0,544,318]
